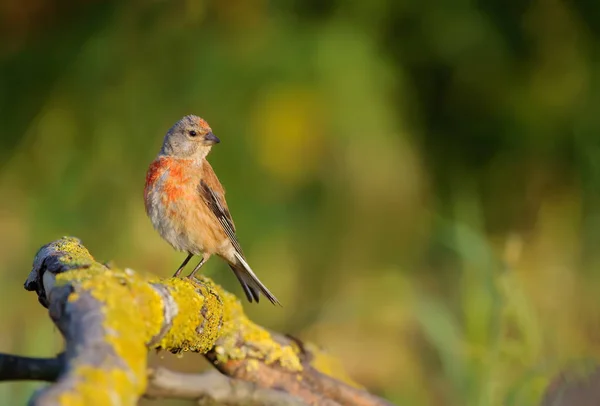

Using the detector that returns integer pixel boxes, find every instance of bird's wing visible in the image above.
[198,179,244,257]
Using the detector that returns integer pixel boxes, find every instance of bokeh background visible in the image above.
[2,0,600,405]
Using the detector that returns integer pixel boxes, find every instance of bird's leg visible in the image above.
[187,255,208,280]
[173,253,193,277]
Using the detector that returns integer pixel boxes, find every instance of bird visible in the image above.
[144,115,280,305]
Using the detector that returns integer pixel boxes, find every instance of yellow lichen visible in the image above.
[54,237,96,267]
[47,237,307,403]
[246,359,260,372]
[54,266,166,401]
[57,366,137,406]
[211,280,303,372]
[154,277,222,352]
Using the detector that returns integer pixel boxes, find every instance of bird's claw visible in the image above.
[186,274,200,283]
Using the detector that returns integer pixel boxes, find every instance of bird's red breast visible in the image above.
[144,157,199,212]
[144,156,230,254]
[145,158,166,196]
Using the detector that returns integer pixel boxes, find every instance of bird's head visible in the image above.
[160,115,220,160]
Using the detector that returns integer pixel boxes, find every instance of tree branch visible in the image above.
[0,353,308,405]
[5,237,394,405]
[147,368,309,405]
[0,353,62,382]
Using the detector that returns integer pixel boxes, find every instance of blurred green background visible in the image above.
[2,0,600,405]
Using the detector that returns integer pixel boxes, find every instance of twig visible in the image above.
[147,368,308,405]
[0,353,62,382]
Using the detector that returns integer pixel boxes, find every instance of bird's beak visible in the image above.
[204,131,220,145]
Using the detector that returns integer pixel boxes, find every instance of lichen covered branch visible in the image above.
[207,330,393,406]
[14,237,393,406]
[0,354,307,405]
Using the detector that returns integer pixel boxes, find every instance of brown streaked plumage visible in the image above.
[144,115,280,305]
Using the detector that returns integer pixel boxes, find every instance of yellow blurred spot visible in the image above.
[251,86,325,185]
[214,0,266,29]
[184,0,207,23]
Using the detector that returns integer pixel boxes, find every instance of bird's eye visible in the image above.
[188,130,197,137]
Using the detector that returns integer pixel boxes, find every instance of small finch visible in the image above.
[144,115,280,305]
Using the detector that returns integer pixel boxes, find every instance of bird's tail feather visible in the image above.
[229,252,281,305]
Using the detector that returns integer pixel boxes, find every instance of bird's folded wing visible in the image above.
[198,180,244,256]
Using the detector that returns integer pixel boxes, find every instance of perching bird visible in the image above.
[144,115,280,305]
